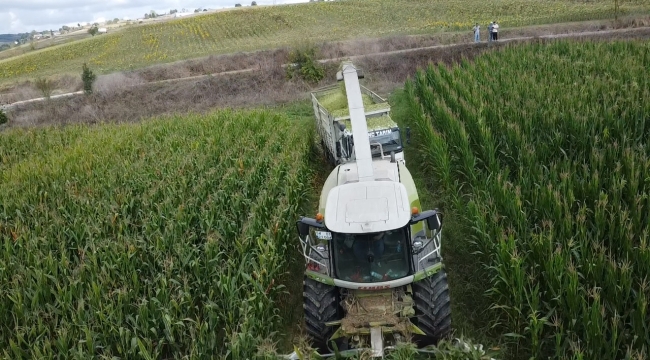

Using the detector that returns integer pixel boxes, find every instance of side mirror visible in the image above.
[297,219,310,239]
[410,210,442,231]
[427,213,441,231]
[296,216,326,240]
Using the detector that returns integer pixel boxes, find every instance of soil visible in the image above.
[1,23,650,129]
[341,293,406,332]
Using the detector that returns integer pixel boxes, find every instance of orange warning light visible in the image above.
[315,213,324,222]
[411,207,419,215]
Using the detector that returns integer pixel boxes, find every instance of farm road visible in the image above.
[2,25,649,113]
[317,26,650,63]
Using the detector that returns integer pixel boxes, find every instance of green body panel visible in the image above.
[329,323,426,338]
[306,270,335,286]
[398,162,424,237]
[413,262,443,282]
[319,167,339,215]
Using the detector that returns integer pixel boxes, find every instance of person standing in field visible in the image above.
[473,23,480,43]
[488,22,494,42]
[492,21,499,41]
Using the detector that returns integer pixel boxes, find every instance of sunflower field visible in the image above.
[1,0,648,84]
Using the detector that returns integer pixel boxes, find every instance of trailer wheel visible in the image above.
[303,276,342,352]
[412,257,452,345]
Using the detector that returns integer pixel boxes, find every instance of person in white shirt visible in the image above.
[492,21,499,41]
[473,23,480,43]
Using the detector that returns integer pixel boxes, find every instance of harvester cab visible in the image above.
[294,62,452,358]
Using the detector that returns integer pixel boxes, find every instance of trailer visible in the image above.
[311,72,408,166]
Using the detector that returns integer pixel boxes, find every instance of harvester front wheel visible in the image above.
[303,276,342,352]
[412,257,452,345]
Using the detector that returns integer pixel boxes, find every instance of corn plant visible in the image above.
[401,39,650,359]
[0,109,311,358]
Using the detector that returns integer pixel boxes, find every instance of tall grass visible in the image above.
[401,40,650,359]
[0,109,311,358]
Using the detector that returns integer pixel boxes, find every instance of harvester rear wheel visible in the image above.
[412,257,452,345]
[303,276,342,352]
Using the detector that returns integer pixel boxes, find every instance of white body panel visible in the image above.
[324,181,411,233]
[340,62,374,182]
[336,159,400,184]
[333,275,415,290]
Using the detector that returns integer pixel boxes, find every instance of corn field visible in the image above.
[402,40,650,359]
[0,110,312,358]
[1,0,647,83]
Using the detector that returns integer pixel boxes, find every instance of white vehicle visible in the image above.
[294,62,451,358]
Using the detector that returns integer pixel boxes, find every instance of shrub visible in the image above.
[285,43,325,83]
[0,109,7,125]
[34,77,55,99]
[81,63,97,95]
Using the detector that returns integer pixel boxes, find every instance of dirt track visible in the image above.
[319,26,650,62]
[2,25,649,128]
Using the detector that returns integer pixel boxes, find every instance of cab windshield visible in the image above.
[368,128,402,157]
[332,228,410,283]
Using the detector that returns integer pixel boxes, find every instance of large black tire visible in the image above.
[303,276,343,352]
[412,257,452,345]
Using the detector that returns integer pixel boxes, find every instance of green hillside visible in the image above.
[1,0,648,84]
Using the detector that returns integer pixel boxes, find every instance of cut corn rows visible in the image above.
[403,40,650,359]
[0,110,311,358]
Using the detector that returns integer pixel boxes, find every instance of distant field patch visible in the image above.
[0,0,648,84]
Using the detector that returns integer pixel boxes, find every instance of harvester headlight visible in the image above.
[316,244,326,252]
[413,240,424,250]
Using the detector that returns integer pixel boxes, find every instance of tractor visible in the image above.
[295,62,452,357]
